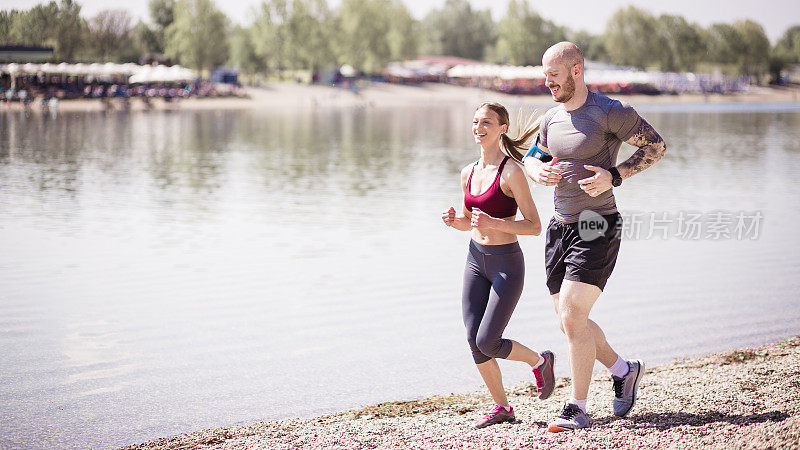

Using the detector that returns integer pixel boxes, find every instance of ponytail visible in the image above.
[477,102,542,164]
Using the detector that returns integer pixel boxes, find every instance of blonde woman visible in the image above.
[442,102,555,428]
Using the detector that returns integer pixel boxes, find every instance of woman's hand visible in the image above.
[470,208,496,230]
[442,206,456,227]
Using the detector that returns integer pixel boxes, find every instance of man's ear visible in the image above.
[572,64,583,78]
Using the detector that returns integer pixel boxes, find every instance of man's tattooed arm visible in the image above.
[617,119,667,179]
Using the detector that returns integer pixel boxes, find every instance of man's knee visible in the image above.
[560,309,589,339]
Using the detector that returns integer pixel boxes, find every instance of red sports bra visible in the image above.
[464,156,518,218]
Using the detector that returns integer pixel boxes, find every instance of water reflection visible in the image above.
[1,104,799,449]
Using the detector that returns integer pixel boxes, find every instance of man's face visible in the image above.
[542,58,576,103]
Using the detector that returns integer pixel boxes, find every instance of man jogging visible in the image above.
[523,41,667,431]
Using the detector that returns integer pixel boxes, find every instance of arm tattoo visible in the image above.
[617,119,666,179]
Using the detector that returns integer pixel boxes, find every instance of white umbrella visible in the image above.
[23,63,40,74]
[128,66,154,83]
[71,63,88,75]
[88,63,103,76]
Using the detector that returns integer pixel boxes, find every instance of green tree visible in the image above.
[165,0,229,72]
[250,0,290,73]
[133,21,162,56]
[495,0,564,65]
[0,10,22,43]
[421,0,494,60]
[53,0,84,60]
[734,20,770,79]
[87,9,135,61]
[9,3,54,48]
[149,0,175,53]
[568,30,607,62]
[229,24,264,75]
[385,0,418,62]
[285,0,336,70]
[774,25,800,63]
[655,15,705,72]
[770,25,800,81]
[338,0,391,72]
[8,0,83,60]
[603,6,661,69]
[705,23,745,67]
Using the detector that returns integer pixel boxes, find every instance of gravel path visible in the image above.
[123,336,800,449]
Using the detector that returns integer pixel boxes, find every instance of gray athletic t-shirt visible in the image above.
[540,91,642,223]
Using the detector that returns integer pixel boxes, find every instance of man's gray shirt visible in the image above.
[540,91,641,223]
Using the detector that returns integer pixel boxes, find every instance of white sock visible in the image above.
[500,405,512,412]
[568,398,587,413]
[608,356,630,378]
[532,355,545,369]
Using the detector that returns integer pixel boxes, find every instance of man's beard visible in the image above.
[553,75,576,103]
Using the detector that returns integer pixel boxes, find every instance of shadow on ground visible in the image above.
[595,410,790,430]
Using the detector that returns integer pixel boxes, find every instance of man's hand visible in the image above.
[578,165,613,197]
[470,208,496,230]
[525,156,562,186]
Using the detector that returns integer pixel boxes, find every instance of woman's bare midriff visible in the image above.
[469,215,519,245]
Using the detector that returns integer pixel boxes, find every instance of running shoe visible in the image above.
[612,359,645,417]
[533,350,555,399]
[474,405,515,429]
[548,403,590,432]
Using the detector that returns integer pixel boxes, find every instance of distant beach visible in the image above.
[122,336,800,449]
[4,82,800,113]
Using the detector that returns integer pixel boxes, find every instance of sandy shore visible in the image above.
[123,336,800,449]
[6,82,800,113]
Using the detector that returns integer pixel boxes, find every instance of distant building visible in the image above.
[0,45,54,63]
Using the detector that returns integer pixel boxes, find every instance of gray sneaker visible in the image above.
[548,403,590,432]
[533,350,555,400]
[612,359,645,417]
[474,405,515,429]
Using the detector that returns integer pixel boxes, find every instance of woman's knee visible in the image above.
[476,333,505,358]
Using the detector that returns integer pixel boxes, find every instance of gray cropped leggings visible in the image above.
[462,239,525,365]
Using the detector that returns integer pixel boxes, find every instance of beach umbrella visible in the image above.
[55,62,69,74]
[4,63,19,74]
[88,63,103,76]
[71,63,88,75]
[121,63,139,75]
[102,62,119,76]
[128,66,154,83]
[23,63,40,74]
[165,65,195,81]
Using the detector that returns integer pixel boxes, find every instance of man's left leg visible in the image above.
[548,280,644,432]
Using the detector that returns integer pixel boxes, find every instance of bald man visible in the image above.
[523,42,666,431]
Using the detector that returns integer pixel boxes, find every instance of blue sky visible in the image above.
[2,0,798,43]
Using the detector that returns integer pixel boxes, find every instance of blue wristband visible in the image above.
[523,134,552,162]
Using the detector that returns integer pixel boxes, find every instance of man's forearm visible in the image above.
[617,119,667,179]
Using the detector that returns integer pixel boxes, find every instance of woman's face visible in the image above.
[472,107,507,146]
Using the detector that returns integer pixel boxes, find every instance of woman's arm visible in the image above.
[442,165,474,232]
[471,164,542,236]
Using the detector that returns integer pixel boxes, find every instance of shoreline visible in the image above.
[3,83,800,113]
[123,336,800,449]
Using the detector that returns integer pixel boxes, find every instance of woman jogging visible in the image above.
[442,102,555,428]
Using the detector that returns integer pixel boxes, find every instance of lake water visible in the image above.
[1,102,800,448]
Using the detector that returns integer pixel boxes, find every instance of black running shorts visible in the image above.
[544,212,622,295]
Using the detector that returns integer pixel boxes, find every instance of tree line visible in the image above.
[2,0,799,81]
